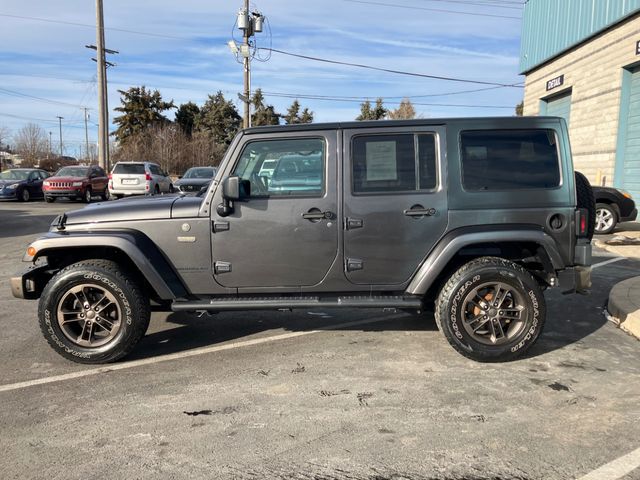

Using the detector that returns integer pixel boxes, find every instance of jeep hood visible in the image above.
[62,194,202,226]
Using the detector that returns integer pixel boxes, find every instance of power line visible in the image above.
[0,13,187,40]
[260,48,523,87]
[262,92,514,109]
[0,87,91,109]
[0,112,87,128]
[391,0,523,9]
[343,0,521,19]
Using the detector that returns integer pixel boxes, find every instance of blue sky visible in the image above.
[0,0,525,157]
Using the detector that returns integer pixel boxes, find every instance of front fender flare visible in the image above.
[25,230,187,300]
[405,227,565,296]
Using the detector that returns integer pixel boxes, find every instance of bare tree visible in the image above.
[14,123,48,166]
[388,98,417,120]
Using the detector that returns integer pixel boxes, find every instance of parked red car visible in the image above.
[43,165,110,203]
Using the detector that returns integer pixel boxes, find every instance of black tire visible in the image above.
[154,184,160,195]
[19,188,30,202]
[594,203,618,235]
[45,196,56,203]
[83,188,92,203]
[169,184,175,193]
[114,194,123,200]
[575,171,596,240]
[101,188,110,201]
[434,257,546,362]
[38,259,150,364]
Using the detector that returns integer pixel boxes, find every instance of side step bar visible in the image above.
[171,295,423,312]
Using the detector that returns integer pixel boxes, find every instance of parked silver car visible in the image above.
[108,161,174,198]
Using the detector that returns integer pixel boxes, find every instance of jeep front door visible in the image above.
[211,133,338,289]
[343,127,448,285]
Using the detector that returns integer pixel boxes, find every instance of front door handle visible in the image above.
[302,208,335,221]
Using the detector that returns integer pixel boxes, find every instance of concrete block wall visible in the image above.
[523,13,640,186]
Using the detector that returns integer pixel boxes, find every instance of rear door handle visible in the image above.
[403,207,436,217]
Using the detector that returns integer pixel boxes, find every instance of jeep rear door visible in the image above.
[211,131,339,289]
[343,126,448,285]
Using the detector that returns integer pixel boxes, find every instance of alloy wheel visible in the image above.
[595,207,614,234]
[56,284,122,348]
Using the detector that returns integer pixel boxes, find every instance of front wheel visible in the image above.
[20,189,30,202]
[435,257,546,362]
[595,203,617,235]
[45,196,56,203]
[38,260,150,364]
[101,188,110,201]
[83,188,92,203]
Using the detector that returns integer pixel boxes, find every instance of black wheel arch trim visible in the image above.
[23,229,188,300]
[405,225,566,295]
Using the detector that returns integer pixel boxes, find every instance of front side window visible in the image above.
[352,133,438,193]
[460,129,561,191]
[233,138,325,197]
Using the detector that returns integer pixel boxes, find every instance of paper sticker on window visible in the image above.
[366,141,397,181]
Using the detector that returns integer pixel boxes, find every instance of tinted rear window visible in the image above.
[460,130,561,191]
[113,163,145,175]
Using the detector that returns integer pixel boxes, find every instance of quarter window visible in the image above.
[352,134,438,193]
[233,138,325,197]
[460,129,561,191]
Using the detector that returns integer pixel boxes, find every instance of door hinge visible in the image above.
[345,258,363,272]
[213,221,230,233]
[214,261,232,274]
[345,217,363,230]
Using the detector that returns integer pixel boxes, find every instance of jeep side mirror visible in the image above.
[217,176,250,217]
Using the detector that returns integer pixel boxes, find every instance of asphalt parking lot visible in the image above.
[0,200,639,480]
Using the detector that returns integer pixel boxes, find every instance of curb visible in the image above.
[594,239,640,258]
[607,276,640,340]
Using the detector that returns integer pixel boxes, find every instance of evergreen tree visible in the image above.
[195,91,242,146]
[251,89,280,126]
[175,102,200,137]
[388,98,416,120]
[113,86,175,144]
[356,98,386,121]
[283,100,314,124]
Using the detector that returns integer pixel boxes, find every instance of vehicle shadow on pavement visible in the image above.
[127,311,437,361]
[0,208,57,239]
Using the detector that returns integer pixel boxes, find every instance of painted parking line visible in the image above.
[591,257,626,269]
[576,446,640,480]
[0,315,397,394]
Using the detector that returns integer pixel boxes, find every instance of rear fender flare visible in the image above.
[405,228,565,295]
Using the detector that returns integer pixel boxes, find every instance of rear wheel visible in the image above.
[101,188,110,201]
[38,260,150,364]
[154,184,160,195]
[435,257,546,362]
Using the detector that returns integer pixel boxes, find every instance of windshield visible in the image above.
[55,167,89,178]
[0,170,30,181]
[183,167,215,179]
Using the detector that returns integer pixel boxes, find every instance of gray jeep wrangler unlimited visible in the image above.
[11,117,594,364]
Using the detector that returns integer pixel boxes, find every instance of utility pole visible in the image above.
[48,131,52,158]
[95,0,108,171]
[56,116,64,157]
[83,107,90,163]
[229,3,265,128]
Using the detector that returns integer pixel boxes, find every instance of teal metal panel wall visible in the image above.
[520,0,640,73]
[615,67,640,199]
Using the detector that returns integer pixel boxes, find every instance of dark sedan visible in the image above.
[0,168,50,202]
[593,186,637,234]
[174,167,217,194]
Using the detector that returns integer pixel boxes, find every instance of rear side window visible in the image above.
[352,133,438,194]
[113,163,145,175]
[149,165,161,175]
[460,130,561,191]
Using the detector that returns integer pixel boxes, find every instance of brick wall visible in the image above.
[522,13,640,186]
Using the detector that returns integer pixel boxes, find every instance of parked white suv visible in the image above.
[108,161,174,199]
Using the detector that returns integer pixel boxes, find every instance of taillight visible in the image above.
[108,173,112,180]
[576,208,589,237]
[145,172,152,181]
